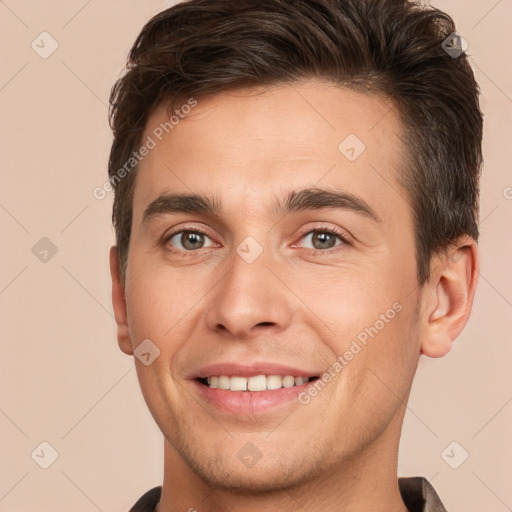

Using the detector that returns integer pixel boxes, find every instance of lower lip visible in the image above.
[191,380,311,415]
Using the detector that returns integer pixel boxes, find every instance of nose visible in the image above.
[205,245,293,340]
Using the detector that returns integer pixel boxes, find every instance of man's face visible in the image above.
[120,80,425,490]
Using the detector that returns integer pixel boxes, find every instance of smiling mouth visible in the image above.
[197,375,319,392]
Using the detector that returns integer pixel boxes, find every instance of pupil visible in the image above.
[183,232,204,250]
[314,232,335,249]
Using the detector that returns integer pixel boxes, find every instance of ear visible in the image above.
[109,246,133,356]
[420,237,479,358]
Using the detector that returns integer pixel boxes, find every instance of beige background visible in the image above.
[1,0,511,510]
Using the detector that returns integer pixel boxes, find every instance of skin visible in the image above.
[110,79,479,512]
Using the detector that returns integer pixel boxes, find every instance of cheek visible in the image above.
[288,262,412,345]
[125,269,195,427]
[335,294,421,415]
[124,257,208,343]
[288,256,420,398]
[326,299,420,446]
[124,261,211,408]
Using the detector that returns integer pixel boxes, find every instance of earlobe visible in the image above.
[420,239,479,358]
[109,246,134,356]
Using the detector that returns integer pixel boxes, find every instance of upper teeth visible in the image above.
[206,375,309,391]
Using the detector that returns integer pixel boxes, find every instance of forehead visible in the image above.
[132,80,407,224]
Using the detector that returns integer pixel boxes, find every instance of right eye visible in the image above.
[165,229,217,253]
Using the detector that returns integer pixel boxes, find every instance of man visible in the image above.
[107,0,482,510]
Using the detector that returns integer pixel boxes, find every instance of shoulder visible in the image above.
[128,486,162,512]
[399,477,447,512]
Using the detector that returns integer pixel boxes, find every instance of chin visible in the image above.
[181,446,324,494]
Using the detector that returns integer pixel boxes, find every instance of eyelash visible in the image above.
[162,225,351,256]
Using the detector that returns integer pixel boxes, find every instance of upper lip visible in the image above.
[189,362,320,380]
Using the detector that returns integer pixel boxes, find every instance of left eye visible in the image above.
[300,230,346,250]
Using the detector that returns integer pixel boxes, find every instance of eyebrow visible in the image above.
[142,188,380,224]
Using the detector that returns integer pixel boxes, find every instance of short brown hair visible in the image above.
[108,0,483,285]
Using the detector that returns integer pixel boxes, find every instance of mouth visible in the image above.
[190,363,323,414]
[192,370,321,415]
[197,374,319,391]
